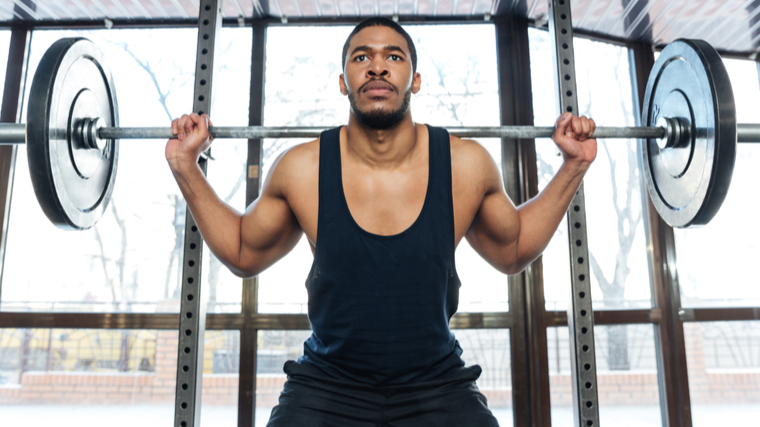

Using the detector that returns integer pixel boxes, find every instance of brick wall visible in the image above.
[1,326,758,407]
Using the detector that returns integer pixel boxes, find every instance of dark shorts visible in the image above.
[265,360,500,427]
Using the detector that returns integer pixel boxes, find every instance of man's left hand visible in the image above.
[551,112,597,168]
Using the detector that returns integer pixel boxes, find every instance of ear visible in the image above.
[411,72,422,95]
[339,74,348,96]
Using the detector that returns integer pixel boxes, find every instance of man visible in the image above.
[167,17,596,427]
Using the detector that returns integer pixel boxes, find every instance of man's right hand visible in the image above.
[166,113,213,173]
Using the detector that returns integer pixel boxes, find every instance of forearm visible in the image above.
[170,161,245,273]
[513,160,588,268]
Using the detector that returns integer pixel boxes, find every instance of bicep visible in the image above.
[236,152,304,276]
[462,146,521,272]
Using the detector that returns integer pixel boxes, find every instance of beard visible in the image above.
[348,81,412,131]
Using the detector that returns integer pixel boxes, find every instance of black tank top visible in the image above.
[296,125,465,386]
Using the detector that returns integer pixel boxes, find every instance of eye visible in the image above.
[390,55,401,61]
[355,54,367,62]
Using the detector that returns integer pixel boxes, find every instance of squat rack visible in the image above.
[1,1,757,427]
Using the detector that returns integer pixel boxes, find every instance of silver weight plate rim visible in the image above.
[29,38,119,230]
[640,39,736,228]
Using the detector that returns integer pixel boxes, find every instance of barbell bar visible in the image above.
[7,37,754,231]
[2,122,760,143]
[3,122,760,144]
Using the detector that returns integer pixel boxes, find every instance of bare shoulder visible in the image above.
[262,138,320,197]
[449,134,502,193]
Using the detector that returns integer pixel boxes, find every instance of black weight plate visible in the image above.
[27,38,119,230]
[640,39,736,228]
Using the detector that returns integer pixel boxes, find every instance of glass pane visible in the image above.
[0,328,238,425]
[529,29,651,311]
[548,325,662,427]
[200,330,240,426]
[674,58,760,308]
[201,28,253,314]
[685,321,760,426]
[2,29,198,313]
[255,329,512,426]
[0,329,176,423]
[259,24,506,314]
[0,30,11,110]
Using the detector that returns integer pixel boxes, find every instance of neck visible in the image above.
[344,113,420,168]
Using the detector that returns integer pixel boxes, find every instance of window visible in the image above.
[529,29,651,311]
[1,28,250,314]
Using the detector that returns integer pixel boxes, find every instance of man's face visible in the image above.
[340,26,421,130]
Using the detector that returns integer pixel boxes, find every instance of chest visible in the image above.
[288,147,482,249]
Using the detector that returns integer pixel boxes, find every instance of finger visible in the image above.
[171,119,178,135]
[589,118,596,138]
[200,114,213,140]
[177,114,189,140]
[571,116,584,141]
[552,112,572,141]
[183,114,196,139]
[580,116,591,141]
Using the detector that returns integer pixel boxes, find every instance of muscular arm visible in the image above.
[167,114,303,278]
[465,113,596,275]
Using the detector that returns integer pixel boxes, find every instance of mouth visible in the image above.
[361,80,396,97]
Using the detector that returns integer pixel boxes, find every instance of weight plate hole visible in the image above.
[182,383,188,390]
[205,4,211,10]
[567,90,573,97]
[566,106,573,112]
[181,422,187,427]
[575,239,582,247]
[190,243,197,249]
[202,48,208,54]
[585,401,593,408]
[181,402,187,409]
[580,309,587,316]
[184,347,191,354]
[584,363,591,370]
[581,327,588,334]
[187,277,194,284]
[574,222,581,229]
[186,312,193,319]
[200,79,207,86]
[189,260,195,267]
[561,13,566,19]
[561,29,567,35]
[198,95,205,101]
[585,382,592,389]
[185,329,192,336]
[582,344,589,352]
[563,58,569,64]
[579,291,585,298]
[562,43,568,49]
[198,111,204,115]
[192,225,198,232]
[579,274,585,281]
[203,34,209,40]
[187,294,194,301]
[578,257,584,264]
[201,64,207,70]
[203,19,209,25]
[564,74,571,80]
[586,420,594,426]
[182,365,189,372]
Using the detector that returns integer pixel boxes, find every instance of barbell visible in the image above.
[0,37,755,230]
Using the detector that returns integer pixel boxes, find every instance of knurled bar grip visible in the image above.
[4,123,760,144]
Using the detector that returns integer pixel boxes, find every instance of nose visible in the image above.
[367,57,389,77]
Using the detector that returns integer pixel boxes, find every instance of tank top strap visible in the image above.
[423,125,456,246]
[316,126,345,240]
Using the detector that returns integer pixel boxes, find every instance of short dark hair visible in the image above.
[342,17,417,73]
